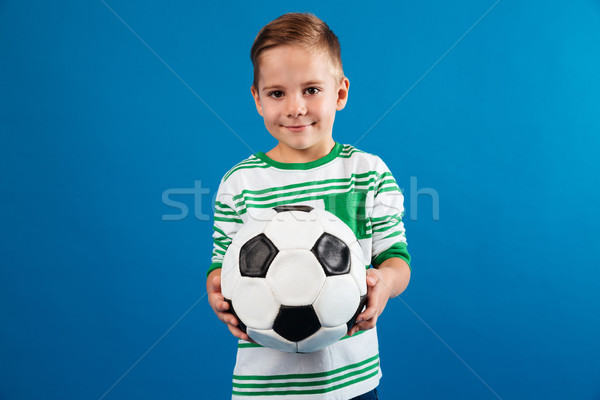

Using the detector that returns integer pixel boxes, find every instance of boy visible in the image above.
[207,13,411,400]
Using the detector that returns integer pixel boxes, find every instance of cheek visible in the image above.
[263,108,280,125]
[311,97,336,119]
[260,103,278,123]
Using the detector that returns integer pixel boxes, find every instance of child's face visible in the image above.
[251,45,349,157]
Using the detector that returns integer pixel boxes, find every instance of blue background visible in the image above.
[1,0,599,399]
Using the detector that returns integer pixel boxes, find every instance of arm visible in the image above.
[207,268,251,341]
[348,257,411,336]
[348,157,411,336]
[206,179,249,340]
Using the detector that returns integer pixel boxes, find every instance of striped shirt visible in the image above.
[209,143,410,399]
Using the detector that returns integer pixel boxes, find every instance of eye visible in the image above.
[305,87,320,95]
[268,90,284,98]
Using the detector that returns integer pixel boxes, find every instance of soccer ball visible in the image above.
[221,205,367,353]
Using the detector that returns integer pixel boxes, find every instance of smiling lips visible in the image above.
[283,122,315,132]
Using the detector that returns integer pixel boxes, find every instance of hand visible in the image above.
[347,258,411,337]
[348,268,390,336]
[207,269,251,341]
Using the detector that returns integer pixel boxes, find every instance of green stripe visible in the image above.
[233,178,382,213]
[372,217,400,227]
[232,171,379,201]
[254,143,343,170]
[212,225,229,238]
[376,174,399,190]
[377,178,398,191]
[215,240,232,248]
[236,194,328,214]
[383,230,405,239]
[339,330,367,341]
[233,354,378,381]
[377,186,401,194]
[214,236,232,244]
[215,209,239,216]
[224,163,269,181]
[234,179,377,209]
[372,242,411,268]
[371,215,396,223]
[232,369,379,396]
[238,342,263,349]
[214,216,243,224]
[339,149,364,158]
[233,360,379,389]
[213,240,229,251]
[340,145,365,156]
[372,219,401,233]
[215,200,236,209]
[214,203,234,211]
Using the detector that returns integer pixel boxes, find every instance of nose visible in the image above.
[286,93,307,118]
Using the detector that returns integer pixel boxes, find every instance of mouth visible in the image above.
[283,122,315,132]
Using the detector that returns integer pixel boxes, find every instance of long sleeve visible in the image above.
[369,158,411,268]
[207,179,244,277]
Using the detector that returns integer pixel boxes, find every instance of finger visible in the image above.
[215,300,230,312]
[246,336,257,344]
[356,303,378,324]
[228,324,250,341]
[354,317,377,332]
[208,294,225,312]
[348,326,359,337]
[218,311,238,326]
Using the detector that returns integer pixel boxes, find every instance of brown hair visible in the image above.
[250,13,344,89]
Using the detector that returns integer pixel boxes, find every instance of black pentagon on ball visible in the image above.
[273,305,321,342]
[239,234,278,277]
[311,233,351,276]
[346,295,368,331]
[273,205,314,213]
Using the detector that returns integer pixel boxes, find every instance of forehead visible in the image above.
[256,45,336,87]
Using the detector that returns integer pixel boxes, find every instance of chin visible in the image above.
[290,137,323,150]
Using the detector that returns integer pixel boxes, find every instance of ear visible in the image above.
[250,84,263,116]
[336,77,350,111]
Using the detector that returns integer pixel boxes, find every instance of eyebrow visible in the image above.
[261,80,326,92]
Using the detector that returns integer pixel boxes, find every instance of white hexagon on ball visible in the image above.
[297,325,348,353]
[231,277,279,330]
[220,243,241,300]
[247,328,297,353]
[313,275,361,327]
[264,210,324,250]
[266,250,326,306]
